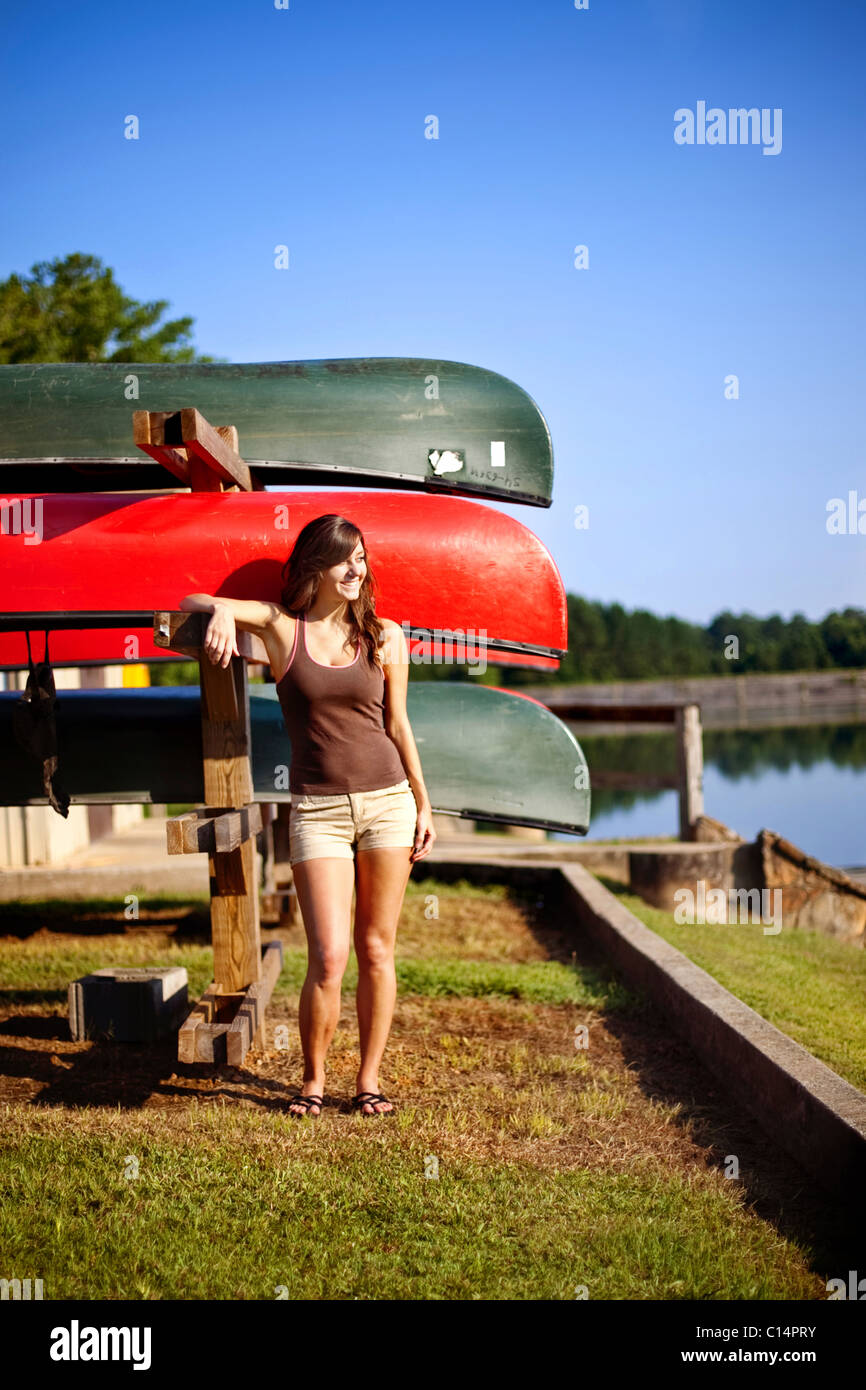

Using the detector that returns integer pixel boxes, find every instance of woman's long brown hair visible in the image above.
[279,514,387,668]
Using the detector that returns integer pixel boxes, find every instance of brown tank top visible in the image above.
[276,612,407,794]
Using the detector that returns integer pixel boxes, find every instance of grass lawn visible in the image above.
[0,878,846,1300]
[599,878,866,1095]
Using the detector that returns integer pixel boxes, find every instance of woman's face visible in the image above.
[323,539,367,602]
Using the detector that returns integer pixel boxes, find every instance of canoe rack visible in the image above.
[3,403,293,1064]
[139,403,278,1063]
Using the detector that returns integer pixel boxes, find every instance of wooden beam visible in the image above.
[200,646,241,722]
[209,835,261,990]
[199,656,252,803]
[226,941,284,1065]
[166,804,263,856]
[153,612,269,666]
[153,610,207,655]
[157,408,252,492]
[217,424,240,454]
[154,613,263,1007]
[132,411,190,484]
[214,802,262,853]
[177,944,282,1065]
[177,982,223,1063]
[134,412,253,491]
[196,651,260,990]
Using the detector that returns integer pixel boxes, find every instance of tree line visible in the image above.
[508,598,866,686]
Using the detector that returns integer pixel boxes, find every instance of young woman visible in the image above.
[179,514,436,1118]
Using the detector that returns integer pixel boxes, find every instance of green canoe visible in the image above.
[0,358,553,507]
[0,683,589,835]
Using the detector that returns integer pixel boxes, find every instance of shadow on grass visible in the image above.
[0,899,212,941]
[0,1019,305,1113]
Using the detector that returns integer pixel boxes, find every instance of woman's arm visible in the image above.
[178,593,287,669]
[179,593,284,633]
[380,620,436,861]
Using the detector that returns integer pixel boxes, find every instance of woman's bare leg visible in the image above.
[352,846,413,1113]
[289,856,356,1114]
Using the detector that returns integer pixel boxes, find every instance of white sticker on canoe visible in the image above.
[428,449,464,475]
[490,441,505,468]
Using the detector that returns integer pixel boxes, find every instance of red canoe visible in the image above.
[0,490,566,664]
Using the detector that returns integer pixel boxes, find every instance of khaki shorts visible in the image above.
[289,778,418,865]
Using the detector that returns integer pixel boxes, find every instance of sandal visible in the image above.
[351,1091,395,1116]
[287,1093,323,1117]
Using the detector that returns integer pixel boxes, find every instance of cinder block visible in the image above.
[68,967,189,1042]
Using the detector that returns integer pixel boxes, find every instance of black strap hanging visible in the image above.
[11,628,70,817]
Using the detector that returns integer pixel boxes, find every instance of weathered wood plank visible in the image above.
[200,660,252,805]
[135,411,249,491]
[214,803,262,854]
[166,804,262,856]
[132,410,191,484]
[177,982,223,1063]
[209,835,261,992]
[152,611,269,666]
[153,610,207,655]
[199,650,241,723]
[178,944,281,1066]
[225,941,284,1065]
[172,407,253,492]
[166,810,200,856]
[195,1022,230,1063]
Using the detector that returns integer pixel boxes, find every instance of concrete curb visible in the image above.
[556,861,866,1200]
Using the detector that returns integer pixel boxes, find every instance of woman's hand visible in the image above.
[410,804,437,862]
[204,603,240,668]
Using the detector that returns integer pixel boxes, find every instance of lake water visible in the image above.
[549,722,866,870]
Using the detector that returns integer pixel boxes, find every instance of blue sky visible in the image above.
[1,0,863,625]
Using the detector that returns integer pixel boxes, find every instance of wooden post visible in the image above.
[197,651,262,996]
[676,702,704,841]
[155,609,271,1061]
